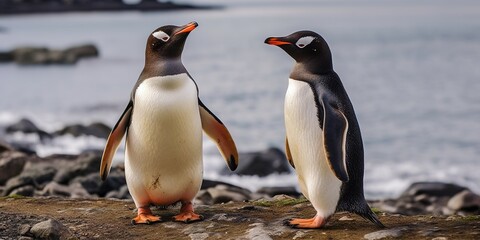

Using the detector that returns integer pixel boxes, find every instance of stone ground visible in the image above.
[1,196,479,240]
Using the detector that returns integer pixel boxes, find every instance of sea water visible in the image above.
[1,0,479,199]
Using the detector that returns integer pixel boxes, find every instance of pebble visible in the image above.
[364,227,407,240]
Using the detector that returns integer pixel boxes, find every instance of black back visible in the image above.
[266,31,384,227]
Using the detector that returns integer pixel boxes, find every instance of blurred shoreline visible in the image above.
[0,0,220,16]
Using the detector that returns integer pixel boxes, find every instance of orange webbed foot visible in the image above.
[172,201,204,223]
[284,215,327,229]
[131,207,161,225]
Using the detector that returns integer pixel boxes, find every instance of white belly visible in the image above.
[125,73,203,207]
[285,79,342,217]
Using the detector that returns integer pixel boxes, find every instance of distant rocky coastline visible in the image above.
[0,0,220,16]
[0,44,99,65]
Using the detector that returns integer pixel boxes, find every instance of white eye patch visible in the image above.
[296,36,315,48]
[152,30,170,42]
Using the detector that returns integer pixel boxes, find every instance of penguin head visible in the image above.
[265,31,333,73]
[146,21,198,60]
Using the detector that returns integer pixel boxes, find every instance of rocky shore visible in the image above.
[1,117,480,239]
[1,196,479,240]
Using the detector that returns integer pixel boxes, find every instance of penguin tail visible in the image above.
[358,208,386,228]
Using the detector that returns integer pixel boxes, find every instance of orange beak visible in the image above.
[175,21,198,35]
[265,37,291,46]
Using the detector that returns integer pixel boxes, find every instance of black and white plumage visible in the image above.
[100,22,238,224]
[265,31,384,229]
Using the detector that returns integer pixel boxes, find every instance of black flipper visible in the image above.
[100,101,133,180]
[320,96,349,182]
[198,99,238,171]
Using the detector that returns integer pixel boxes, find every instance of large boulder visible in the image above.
[5,118,52,140]
[8,44,99,65]
[0,150,28,185]
[400,182,468,198]
[222,147,291,176]
[53,122,111,139]
[12,47,50,65]
[53,152,101,184]
[30,219,74,240]
[0,50,13,62]
[64,44,99,59]
[447,190,480,212]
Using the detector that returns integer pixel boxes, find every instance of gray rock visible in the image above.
[10,185,35,197]
[64,44,99,59]
[0,140,14,153]
[2,175,34,196]
[207,184,252,204]
[30,219,74,240]
[5,118,52,140]
[70,167,125,197]
[0,150,28,185]
[53,122,111,139]
[38,181,91,198]
[12,47,50,65]
[447,190,480,211]
[364,227,407,240]
[0,50,13,62]
[22,162,57,185]
[257,186,300,197]
[53,152,101,184]
[201,179,242,190]
[18,236,34,240]
[105,185,130,199]
[68,182,93,198]
[246,223,273,240]
[40,182,73,197]
[11,44,99,65]
[18,223,31,236]
[222,147,291,177]
[401,182,467,198]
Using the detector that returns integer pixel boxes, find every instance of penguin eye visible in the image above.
[152,30,170,42]
[296,36,315,49]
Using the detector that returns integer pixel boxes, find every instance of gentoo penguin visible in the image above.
[265,31,384,229]
[100,22,238,224]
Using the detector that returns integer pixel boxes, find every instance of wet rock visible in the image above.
[371,182,478,216]
[53,122,111,139]
[0,140,14,153]
[209,185,252,204]
[447,190,480,212]
[12,47,49,65]
[10,44,99,65]
[53,152,101,184]
[0,50,13,62]
[0,150,28,185]
[39,182,90,198]
[5,118,52,140]
[2,175,34,196]
[201,179,242,190]
[70,174,100,195]
[105,185,130,199]
[65,44,99,59]
[23,162,57,185]
[70,167,125,197]
[364,227,407,240]
[223,147,291,176]
[401,182,467,198]
[10,185,35,197]
[30,219,74,240]
[257,186,300,197]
